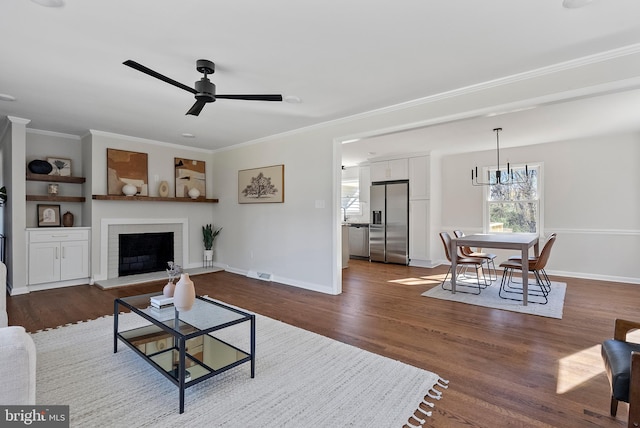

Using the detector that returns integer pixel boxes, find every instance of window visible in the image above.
[484,163,542,234]
[341,179,361,220]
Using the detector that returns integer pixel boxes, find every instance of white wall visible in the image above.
[439,132,640,283]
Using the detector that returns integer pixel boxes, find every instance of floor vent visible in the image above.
[247,271,273,281]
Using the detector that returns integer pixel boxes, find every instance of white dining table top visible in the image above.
[453,233,538,249]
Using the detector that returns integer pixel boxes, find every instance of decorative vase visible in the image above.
[62,211,74,227]
[162,281,176,298]
[174,273,195,311]
[188,187,200,199]
[204,249,213,261]
[158,181,169,197]
[122,183,137,196]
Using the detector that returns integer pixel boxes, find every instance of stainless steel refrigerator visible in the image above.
[369,180,409,265]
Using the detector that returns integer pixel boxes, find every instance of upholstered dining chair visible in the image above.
[498,233,557,304]
[453,230,497,281]
[601,318,640,427]
[439,232,487,295]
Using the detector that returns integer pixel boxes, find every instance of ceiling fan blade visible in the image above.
[186,99,207,116]
[123,60,197,94]
[216,94,283,102]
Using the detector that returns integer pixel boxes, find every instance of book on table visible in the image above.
[150,295,174,309]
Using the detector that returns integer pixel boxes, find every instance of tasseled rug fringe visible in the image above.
[405,377,449,427]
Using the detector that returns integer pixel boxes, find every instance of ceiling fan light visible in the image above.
[562,0,593,9]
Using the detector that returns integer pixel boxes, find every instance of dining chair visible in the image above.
[439,232,487,295]
[506,233,557,281]
[601,318,640,427]
[498,234,557,304]
[453,230,497,281]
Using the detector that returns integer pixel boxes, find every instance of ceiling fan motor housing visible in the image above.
[195,78,216,102]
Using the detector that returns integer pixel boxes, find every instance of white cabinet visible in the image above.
[370,158,409,182]
[409,155,430,200]
[27,228,90,286]
[409,200,430,265]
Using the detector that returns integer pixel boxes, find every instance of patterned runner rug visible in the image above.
[32,306,447,427]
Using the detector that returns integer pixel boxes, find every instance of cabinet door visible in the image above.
[409,156,430,200]
[29,242,60,284]
[370,161,388,182]
[409,200,429,261]
[60,240,89,281]
[388,158,409,180]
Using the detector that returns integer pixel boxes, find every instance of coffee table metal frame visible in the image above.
[114,293,255,413]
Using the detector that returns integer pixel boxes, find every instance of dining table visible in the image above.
[450,233,539,305]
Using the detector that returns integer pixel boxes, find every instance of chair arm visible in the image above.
[0,326,36,405]
[613,319,640,341]
[630,351,640,428]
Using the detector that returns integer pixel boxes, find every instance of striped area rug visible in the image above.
[32,308,447,427]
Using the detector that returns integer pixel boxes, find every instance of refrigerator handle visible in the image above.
[372,211,382,224]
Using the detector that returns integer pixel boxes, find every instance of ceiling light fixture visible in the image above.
[562,0,593,9]
[284,95,302,103]
[30,0,65,7]
[0,93,16,102]
[181,133,195,138]
[471,128,531,186]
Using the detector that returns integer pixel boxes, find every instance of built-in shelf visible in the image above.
[26,173,86,184]
[92,195,218,203]
[26,173,87,202]
[26,195,86,202]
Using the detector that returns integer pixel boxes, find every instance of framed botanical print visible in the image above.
[238,164,284,204]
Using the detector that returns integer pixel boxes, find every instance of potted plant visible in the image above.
[202,224,222,261]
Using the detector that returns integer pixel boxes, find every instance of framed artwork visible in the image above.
[107,149,148,196]
[37,204,61,227]
[238,164,284,204]
[47,157,72,176]
[175,158,205,198]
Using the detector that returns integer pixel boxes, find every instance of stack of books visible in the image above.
[149,296,175,320]
[150,295,174,309]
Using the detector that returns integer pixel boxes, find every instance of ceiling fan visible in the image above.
[123,59,283,116]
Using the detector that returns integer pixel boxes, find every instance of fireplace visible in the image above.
[118,232,174,277]
[100,218,187,281]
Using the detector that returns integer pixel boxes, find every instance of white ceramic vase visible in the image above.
[122,183,137,196]
[204,249,213,261]
[174,273,195,311]
[188,187,200,199]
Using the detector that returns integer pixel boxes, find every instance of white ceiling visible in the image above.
[2,0,640,163]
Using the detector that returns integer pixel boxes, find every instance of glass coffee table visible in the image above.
[114,293,255,413]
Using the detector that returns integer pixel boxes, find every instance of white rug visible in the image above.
[421,279,566,319]
[31,308,448,427]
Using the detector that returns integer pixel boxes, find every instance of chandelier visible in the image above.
[471,128,530,186]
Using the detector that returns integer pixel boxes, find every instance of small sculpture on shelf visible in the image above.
[163,261,182,297]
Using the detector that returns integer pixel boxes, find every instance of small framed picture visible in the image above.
[38,204,61,227]
[47,157,72,176]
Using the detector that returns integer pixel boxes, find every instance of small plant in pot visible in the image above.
[202,224,222,261]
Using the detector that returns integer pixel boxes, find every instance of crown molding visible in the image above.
[27,128,81,140]
[88,129,214,154]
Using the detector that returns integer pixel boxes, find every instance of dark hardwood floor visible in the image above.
[7,259,637,427]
